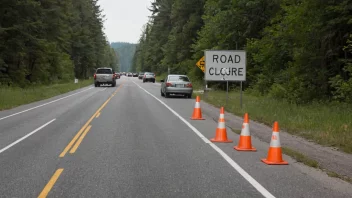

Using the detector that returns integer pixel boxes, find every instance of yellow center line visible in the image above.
[38,169,64,198]
[69,125,92,153]
[59,82,124,157]
[95,112,101,118]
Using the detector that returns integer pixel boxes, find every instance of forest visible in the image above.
[0,0,118,88]
[132,0,352,104]
[111,42,136,72]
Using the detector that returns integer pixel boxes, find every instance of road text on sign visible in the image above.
[196,56,205,72]
[205,50,246,81]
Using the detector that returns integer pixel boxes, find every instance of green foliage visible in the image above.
[111,42,136,72]
[0,0,117,87]
[329,34,352,103]
[133,0,352,103]
[0,79,93,110]
[246,0,352,103]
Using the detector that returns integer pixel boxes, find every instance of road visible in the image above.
[0,76,351,198]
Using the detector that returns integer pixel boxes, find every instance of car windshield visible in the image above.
[96,69,112,74]
[146,73,154,75]
[168,76,190,82]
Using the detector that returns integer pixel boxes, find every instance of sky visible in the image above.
[98,0,153,44]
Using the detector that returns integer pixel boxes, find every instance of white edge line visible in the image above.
[0,87,94,121]
[132,81,275,198]
[0,119,56,154]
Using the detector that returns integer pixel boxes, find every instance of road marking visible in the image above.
[95,112,101,118]
[132,81,275,198]
[59,83,124,157]
[38,168,64,198]
[0,119,56,154]
[0,87,94,121]
[59,96,110,157]
[69,125,92,153]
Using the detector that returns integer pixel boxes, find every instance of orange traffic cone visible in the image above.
[210,107,233,143]
[234,113,256,151]
[261,121,288,165]
[191,96,205,120]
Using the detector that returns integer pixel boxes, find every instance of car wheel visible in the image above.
[188,94,192,98]
[97,83,100,87]
[153,80,155,83]
[143,80,145,83]
[112,83,116,87]
[165,93,170,98]
[161,90,164,97]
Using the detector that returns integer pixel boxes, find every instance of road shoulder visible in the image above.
[200,100,352,180]
[132,78,352,197]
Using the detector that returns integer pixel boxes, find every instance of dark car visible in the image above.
[143,72,155,83]
[133,73,138,77]
[114,72,120,79]
[138,72,144,79]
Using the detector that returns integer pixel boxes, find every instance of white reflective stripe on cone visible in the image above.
[219,114,224,119]
[195,102,200,108]
[218,121,226,129]
[269,132,281,147]
[241,123,250,136]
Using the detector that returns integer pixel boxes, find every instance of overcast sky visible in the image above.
[98,0,152,44]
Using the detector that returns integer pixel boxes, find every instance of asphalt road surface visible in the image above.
[0,76,351,198]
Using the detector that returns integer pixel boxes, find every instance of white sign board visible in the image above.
[205,50,246,81]
[74,78,78,83]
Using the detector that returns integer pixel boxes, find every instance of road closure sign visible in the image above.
[205,50,246,81]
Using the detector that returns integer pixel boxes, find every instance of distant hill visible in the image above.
[111,42,131,49]
[111,42,137,72]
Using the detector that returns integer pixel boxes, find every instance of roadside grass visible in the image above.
[196,90,352,154]
[0,79,93,110]
[281,147,352,183]
[326,171,352,183]
[229,127,241,134]
[281,147,320,168]
[191,80,203,90]
[155,73,168,82]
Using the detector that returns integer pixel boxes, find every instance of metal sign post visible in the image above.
[240,81,243,109]
[226,80,229,107]
[235,42,243,109]
[220,68,229,107]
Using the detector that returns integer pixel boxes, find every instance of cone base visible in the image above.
[190,117,205,120]
[234,146,257,151]
[210,138,233,143]
[261,159,288,165]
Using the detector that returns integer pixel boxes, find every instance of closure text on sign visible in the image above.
[205,50,246,81]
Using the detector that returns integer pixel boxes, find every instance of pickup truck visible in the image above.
[94,67,116,87]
